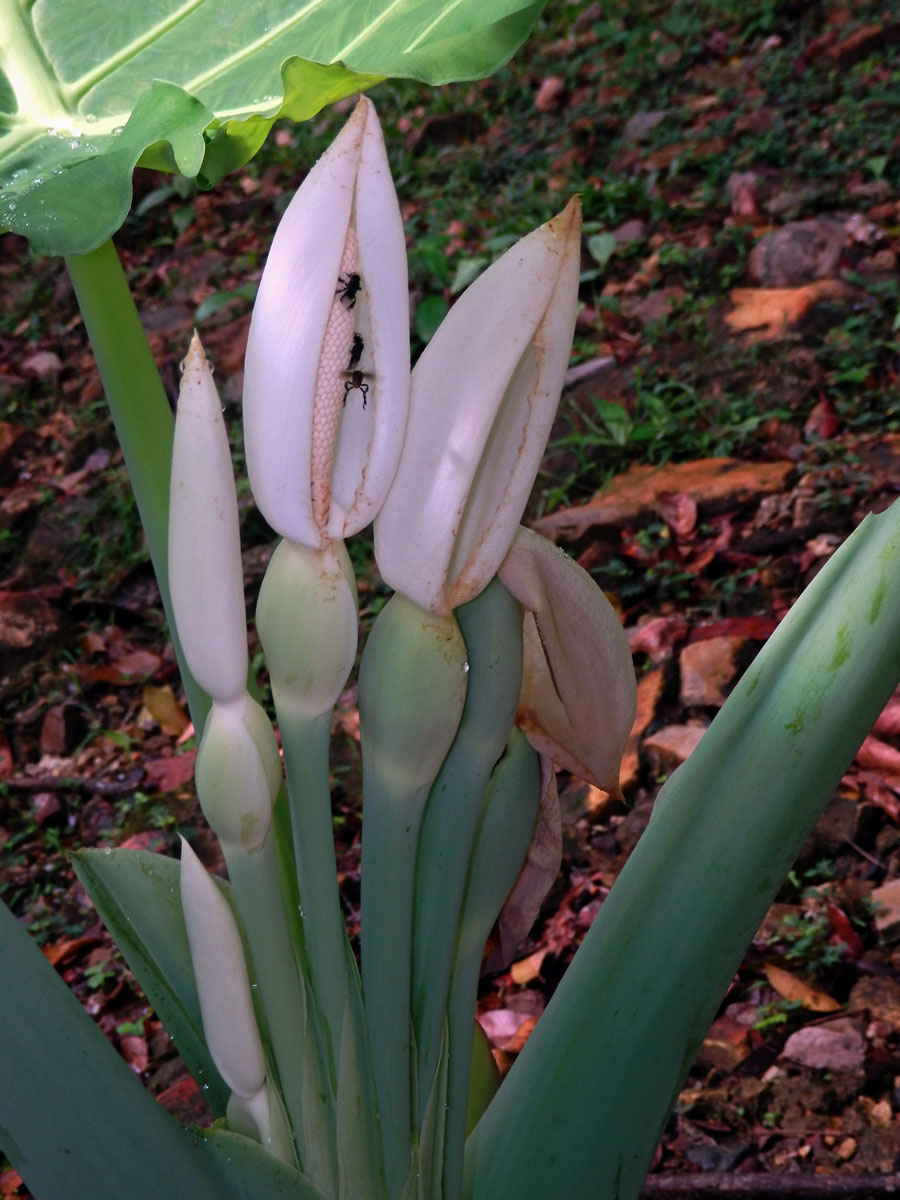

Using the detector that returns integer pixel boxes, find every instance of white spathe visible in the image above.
[169,331,248,703]
[243,97,410,549]
[179,836,266,1100]
[374,198,582,616]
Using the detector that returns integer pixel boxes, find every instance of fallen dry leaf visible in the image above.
[535,457,793,542]
[804,395,841,440]
[628,615,691,660]
[657,490,698,539]
[510,948,548,985]
[0,1165,25,1199]
[620,666,666,791]
[534,75,566,111]
[143,751,197,793]
[41,934,102,969]
[0,727,12,777]
[142,684,191,735]
[642,723,707,775]
[872,878,900,939]
[477,1008,535,1051]
[643,137,728,171]
[724,280,853,343]
[764,961,841,1012]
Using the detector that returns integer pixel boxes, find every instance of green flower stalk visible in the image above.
[358,593,469,1195]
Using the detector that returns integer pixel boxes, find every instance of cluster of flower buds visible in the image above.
[166,95,637,1186]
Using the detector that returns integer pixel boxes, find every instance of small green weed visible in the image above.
[753,997,804,1032]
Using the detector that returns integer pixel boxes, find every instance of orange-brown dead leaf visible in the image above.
[142,684,191,735]
[764,961,841,1012]
[620,666,666,791]
[725,280,853,343]
[143,751,198,793]
[536,457,792,542]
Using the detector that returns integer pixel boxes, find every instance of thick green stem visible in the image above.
[360,770,427,1196]
[358,596,468,1196]
[279,708,351,1072]
[411,579,523,1114]
[443,730,540,1200]
[225,840,336,1196]
[64,240,209,733]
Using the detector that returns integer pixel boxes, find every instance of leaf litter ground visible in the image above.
[2,1,900,1194]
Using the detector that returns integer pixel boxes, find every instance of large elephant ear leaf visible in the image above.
[0,0,547,255]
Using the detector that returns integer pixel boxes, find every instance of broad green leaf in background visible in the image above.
[0,0,546,255]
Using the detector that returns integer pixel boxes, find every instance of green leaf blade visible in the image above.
[464,501,900,1200]
[0,899,325,1200]
[72,846,230,1117]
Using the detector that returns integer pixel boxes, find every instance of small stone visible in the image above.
[870,1099,893,1127]
[872,878,900,941]
[534,76,566,112]
[31,792,62,826]
[623,110,668,142]
[836,1136,857,1161]
[748,217,846,287]
[611,218,646,247]
[630,286,685,327]
[679,636,745,707]
[21,350,62,379]
[781,1021,865,1072]
[642,723,706,776]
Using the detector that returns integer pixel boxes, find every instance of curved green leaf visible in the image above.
[464,499,900,1200]
[72,847,230,1117]
[0,899,327,1200]
[0,0,546,254]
